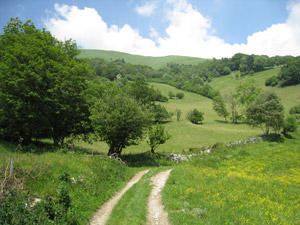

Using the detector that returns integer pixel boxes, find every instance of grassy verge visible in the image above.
[107,167,169,225]
[163,132,300,224]
[0,141,139,224]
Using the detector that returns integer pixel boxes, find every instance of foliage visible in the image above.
[175,109,182,122]
[187,109,204,124]
[147,124,171,154]
[283,115,299,134]
[246,92,284,135]
[212,94,229,122]
[236,78,262,105]
[289,104,300,124]
[0,18,91,145]
[152,105,173,123]
[90,91,152,156]
[176,92,185,99]
[265,75,279,86]
[168,91,175,99]
[278,56,300,86]
[124,80,156,106]
[225,93,240,124]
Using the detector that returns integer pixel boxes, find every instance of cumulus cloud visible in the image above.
[135,1,158,16]
[44,1,300,58]
[45,3,158,55]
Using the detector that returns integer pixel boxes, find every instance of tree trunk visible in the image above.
[108,143,123,157]
[264,127,269,136]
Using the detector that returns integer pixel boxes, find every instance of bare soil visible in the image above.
[147,169,173,225]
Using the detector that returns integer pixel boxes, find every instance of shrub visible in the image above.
[176,92,184,99]
[289,105,300,124]
[187,109,204,124]
[265,76,279,86]
[283,115,299,134]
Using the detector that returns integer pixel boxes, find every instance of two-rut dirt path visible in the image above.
[89,169,172,225]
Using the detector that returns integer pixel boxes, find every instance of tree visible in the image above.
[152,105,172,123]
[283,115,299,135]
[279,57,300,86]
[168,91,175,99]
[147,124,171,154]
[212,94,229,122]
[175,109,181,122]
[246,92,284,135]
[289,104,300,124]
[236,78,262,105]
[225,93,240,124]
[176,92,184,99]
[125,80,156,106]
[0,18,91,145]
[90,92,151,156]
[187,109,204,124]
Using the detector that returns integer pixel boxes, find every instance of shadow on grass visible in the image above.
[0,139,106,156]
[261,134,285,143]
[214,120,229,124]
[121,151,175,167]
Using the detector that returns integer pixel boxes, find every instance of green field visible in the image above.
[210,68,300,112]
[79,49,208,69]
[163,132,300,224]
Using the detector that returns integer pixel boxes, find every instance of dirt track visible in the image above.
[89,169,150,225]
[147,169,172,225]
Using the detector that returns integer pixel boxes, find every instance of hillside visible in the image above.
[79,49,208,69]
[210,68,300,111]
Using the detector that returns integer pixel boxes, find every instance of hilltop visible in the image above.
[79,49,208,69]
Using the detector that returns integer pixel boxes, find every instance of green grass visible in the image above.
[163,132,300,224]
[78,49,208,69]
[75,82,264,155]
[210,68,300,112]
[0,141,139,224]
[107,168,169,225]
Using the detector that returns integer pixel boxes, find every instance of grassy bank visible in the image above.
[0,141,139,224]
[163,132,300,224]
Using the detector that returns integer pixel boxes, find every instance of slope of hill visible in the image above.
[79,49,208,69]
[210,68,300,111]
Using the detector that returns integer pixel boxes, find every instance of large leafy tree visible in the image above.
[90,91,152,156]
[246,92,284,135]
[0,18,91,145]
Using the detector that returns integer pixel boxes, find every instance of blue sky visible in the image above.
[1,0,299,58]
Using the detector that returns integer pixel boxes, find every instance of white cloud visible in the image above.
[45,1,300,58]
[135,1,158,16]
[45,4,158,55]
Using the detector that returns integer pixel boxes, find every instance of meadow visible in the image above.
[79,49,208,69]
[163,132,300,224]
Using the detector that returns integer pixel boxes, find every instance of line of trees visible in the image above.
[212,79,299,135]
[0,18,172,156]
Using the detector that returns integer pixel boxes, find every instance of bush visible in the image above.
[289,105,300,124]
[283,115,299,134]
[265,76,279,86]
[176,92,184,99]
[187,109,204,124]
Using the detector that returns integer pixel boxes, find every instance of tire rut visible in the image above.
[89,169,150,225]
[147,169,173,225]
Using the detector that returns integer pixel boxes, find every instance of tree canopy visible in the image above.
[90,91,152,156]
[0,18,91,145]
[246,92,284,135]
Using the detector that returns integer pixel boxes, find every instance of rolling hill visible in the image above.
[78,49,208,69]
